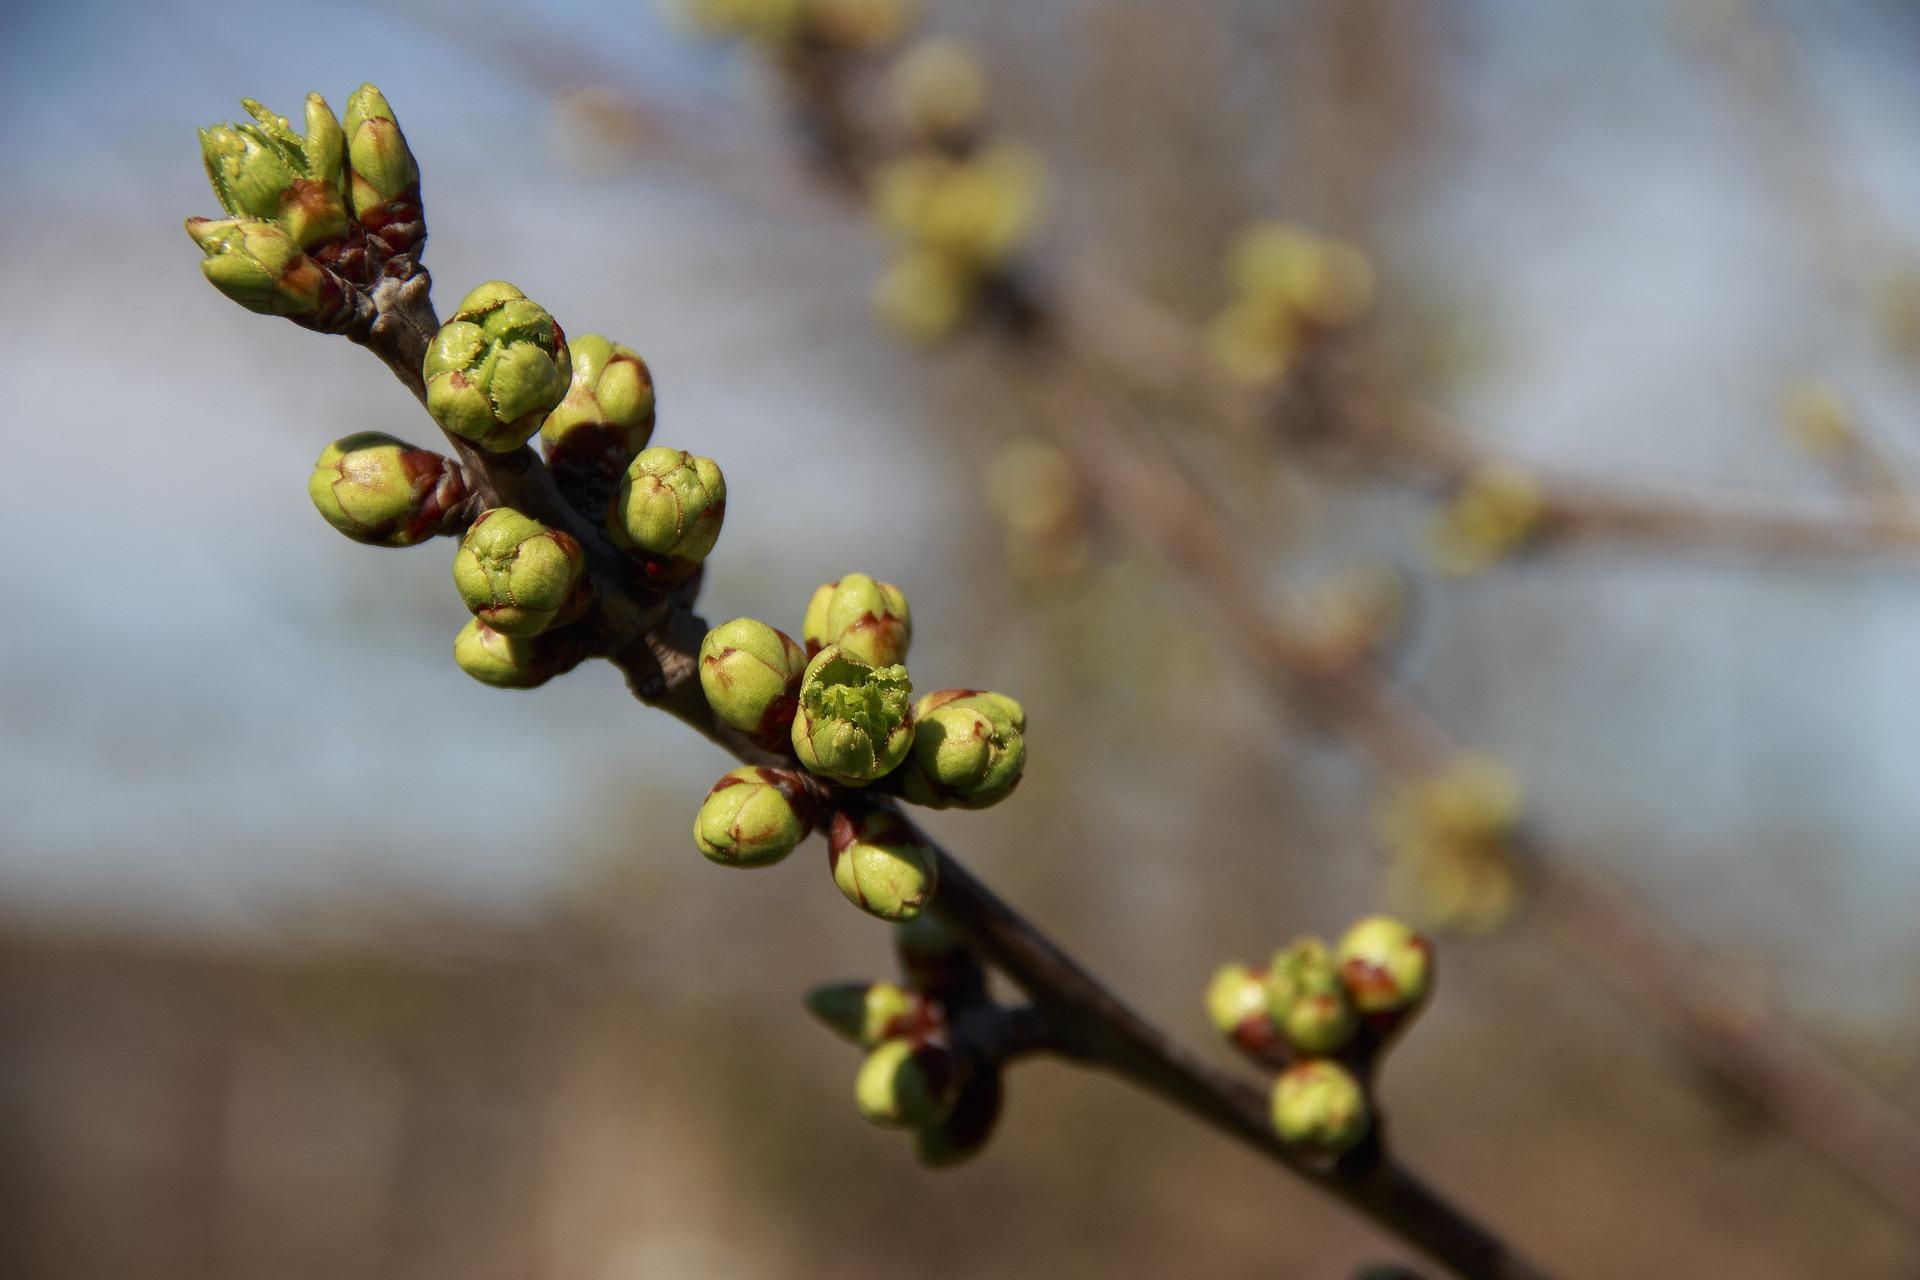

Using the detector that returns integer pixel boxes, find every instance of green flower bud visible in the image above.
[897,689,1026,809]
[197,96,349,249]
[1270,1060,1371,1157]
[854,1037,962,1129]
[1205,962,1279,1053]
[452,618,558,689]
[423,282,573,452]
[791,647,914,785]
[610,446,726,563]
[801,573,911,665]
[185,217,335,318]
[541,333,656,479]
[828,809,938,921]
[698,617,807,739]
[342,83,419,216]
[1265,937,1359,1056]
[693,766,815,867]
[914,1067,1002,1168]
[450,508,587,636]
[1335,915,1434,1022]
[308,432,470,546]
[804,980,921,1047]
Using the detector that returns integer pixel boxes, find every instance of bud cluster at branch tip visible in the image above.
[451,508,588,636]
[1205,914,1432,1153]
[308,432,470,546]
[424,282,573,452]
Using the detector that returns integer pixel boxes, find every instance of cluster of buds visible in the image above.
[868,39,1048,343]
[1377,754,1524,934]
[676,0,916,51]
[1423,462,1546,577]
[187,85,421,327]
[1206,915,1434,1158]
[1206,221,1377,387]
[691,574,1027,921]
[808,915,1011,1166]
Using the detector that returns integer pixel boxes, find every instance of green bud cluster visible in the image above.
[693,766,817,867]
[425,282,574,452]
[451,508,588,636]
[308,432,471,546]
[188,84,422,323]
[1206,915,1431,1155]
[828,809,938,921]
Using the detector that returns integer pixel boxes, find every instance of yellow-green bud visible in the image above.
[1205,962,1280,1055]
[452,618,556,689]
[540,333,657,480]
[804,980,921,1046]
[792,646,914,785]
[888,38,987,140]
[1265,937,1359,1056]
[423,282,573,452]
[342,83,419,218]
[897,689,1026,809]
[1335,915,1434,1023]
[693,766,815,868]
[854,1037,961,1129]
[610,446,727,563]
[801,573,912,666]
[699,617,807,739]
[450,508,587,636]
[197,95,349,250]
[185,217,334,318]
[828,809,938,921]
[308,432,470,546]
[1270,1060,1370,1157]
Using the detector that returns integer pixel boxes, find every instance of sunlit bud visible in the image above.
[791,647,914,785]
[1206,292,1299,386]
[829,809,938,921]
[1335,915,1434,1024]
[342,82,421,249]
[1205,962,1280,1055]
[308,432,470,546]
[423,282,573,452]
[805,979,922,1047]
[896,690,1026,810]
[185,217,334,318]
[541,333,657,490]
[452,618,561,689]
[699,617,808,739]
[693,766,816,867]
[801,572,911,665]
[611,446,727,564]
[450,508,587,637]
[1270,1059,1370,1157]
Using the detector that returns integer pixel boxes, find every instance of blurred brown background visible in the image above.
[5,0,1920,1276]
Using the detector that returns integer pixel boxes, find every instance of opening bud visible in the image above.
[611,446,727,565]
[792,646,914,785]
[451,508,588,636]
[197,95,349,249]
[829,810,938,921]
[308,432,470,546]
[801,573,912,666]
[342,83,420,234]
[804,980,922,1047]
[1265,937,1359,1056]
[897,690,1026,810]
[693,766,816,868]
[1335,915,1433,1022]
[424,282,573,453]
[1270,1059,1371,1157]
[185,217,333,318]
[854,1037,963,1129]
[699,618,807,739]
